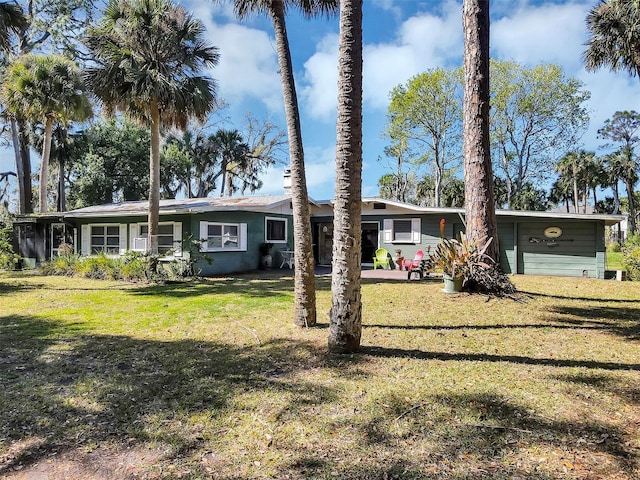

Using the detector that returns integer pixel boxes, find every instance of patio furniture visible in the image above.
[407,258,434,280]
[373,248,390,270]
[402,250,424,271]
[280,249,294,269]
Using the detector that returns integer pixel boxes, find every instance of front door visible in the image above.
[317,222,333,266]
[51,223,75,257]
[361,222,379,265]
[316,222,380,266]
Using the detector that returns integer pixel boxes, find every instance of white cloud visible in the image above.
[492,2,590,70]
[300,34,339,121]
[301,0,462,121]
[491,1,640,152]
[259,145,337,199]
[190,4,283,113]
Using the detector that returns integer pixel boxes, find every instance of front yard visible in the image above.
[0,271,638,479]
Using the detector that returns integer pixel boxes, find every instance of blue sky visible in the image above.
[2,0,639,206]
[188,0,640,201]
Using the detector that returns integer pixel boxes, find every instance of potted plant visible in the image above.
[259,242,274,269]
[428,232,493,293]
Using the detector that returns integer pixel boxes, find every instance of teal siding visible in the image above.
[516,221,603,278]
[76,212,294,276]
[374,213,460,263]
[497,223,515,274]
[190,211,293,275]
[453,222,515,274]
[76,214,190,253]
[72,208,608,278]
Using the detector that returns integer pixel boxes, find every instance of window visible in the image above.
[383,218,421,244]
[393,220,412,242]
[91,225,120,254]
[139,224,176,255]
[265,217,287,243]
[130,222,182,256]
[81,224,126,255]
[200,222,247,252]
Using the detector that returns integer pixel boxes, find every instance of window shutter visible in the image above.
[199,221,208,251]
[411,218,421,243]
[240,223,247,251]
[119,224,127,255]
[383,219,392,243]
[173,222,183,257]
[81,225,90,255]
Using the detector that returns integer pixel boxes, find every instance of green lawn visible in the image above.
[1,271,639,479]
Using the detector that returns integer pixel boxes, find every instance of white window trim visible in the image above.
[81,223,127,256]
[383,218,421,244]
[264,216,288,244]
[130,221,183,257]
[200,221,247,252]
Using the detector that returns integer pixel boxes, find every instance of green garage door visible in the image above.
[517,222,597,277]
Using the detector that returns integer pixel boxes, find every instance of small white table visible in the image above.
[280,249,294,269]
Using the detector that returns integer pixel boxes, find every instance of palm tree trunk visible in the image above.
[148,100,161,255]
[328,0,363,353]
[612,182,620,214]
[219,156,227,197]
[39,115,54,213]
[10,118,26,214]
[58,156,66,212]
[572,164,579,213]
[271,0,317,327]
[462,0,499,261]
[625,178,637,235]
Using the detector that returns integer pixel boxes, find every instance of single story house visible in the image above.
[13,195,625,278]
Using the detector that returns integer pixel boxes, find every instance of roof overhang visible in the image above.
[360,197,625,226]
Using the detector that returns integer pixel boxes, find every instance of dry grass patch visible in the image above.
[0,270,638,479]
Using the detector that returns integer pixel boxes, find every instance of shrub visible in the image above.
[0,226,19,270]
[120,251,151,281]
[41,234,211,283]
[77,253,120,280]
[622,235,640,281]
[40,254,80,276]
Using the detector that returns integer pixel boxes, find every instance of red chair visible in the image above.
[402,250,424,271]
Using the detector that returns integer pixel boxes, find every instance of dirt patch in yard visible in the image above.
[3,444,165,480]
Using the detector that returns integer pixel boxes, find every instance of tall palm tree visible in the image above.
[0,2,25,53]
[598,110,640,234]
[225,0,338,328]
[210,129,251,196]
[584,0,640,77]
[556,150,583,213]
[2,54,92,213]
[328,0,363,354]
[549,176,574,212]
[0,2,27,215]
[462,0,498,261]
[85,0,218,254]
